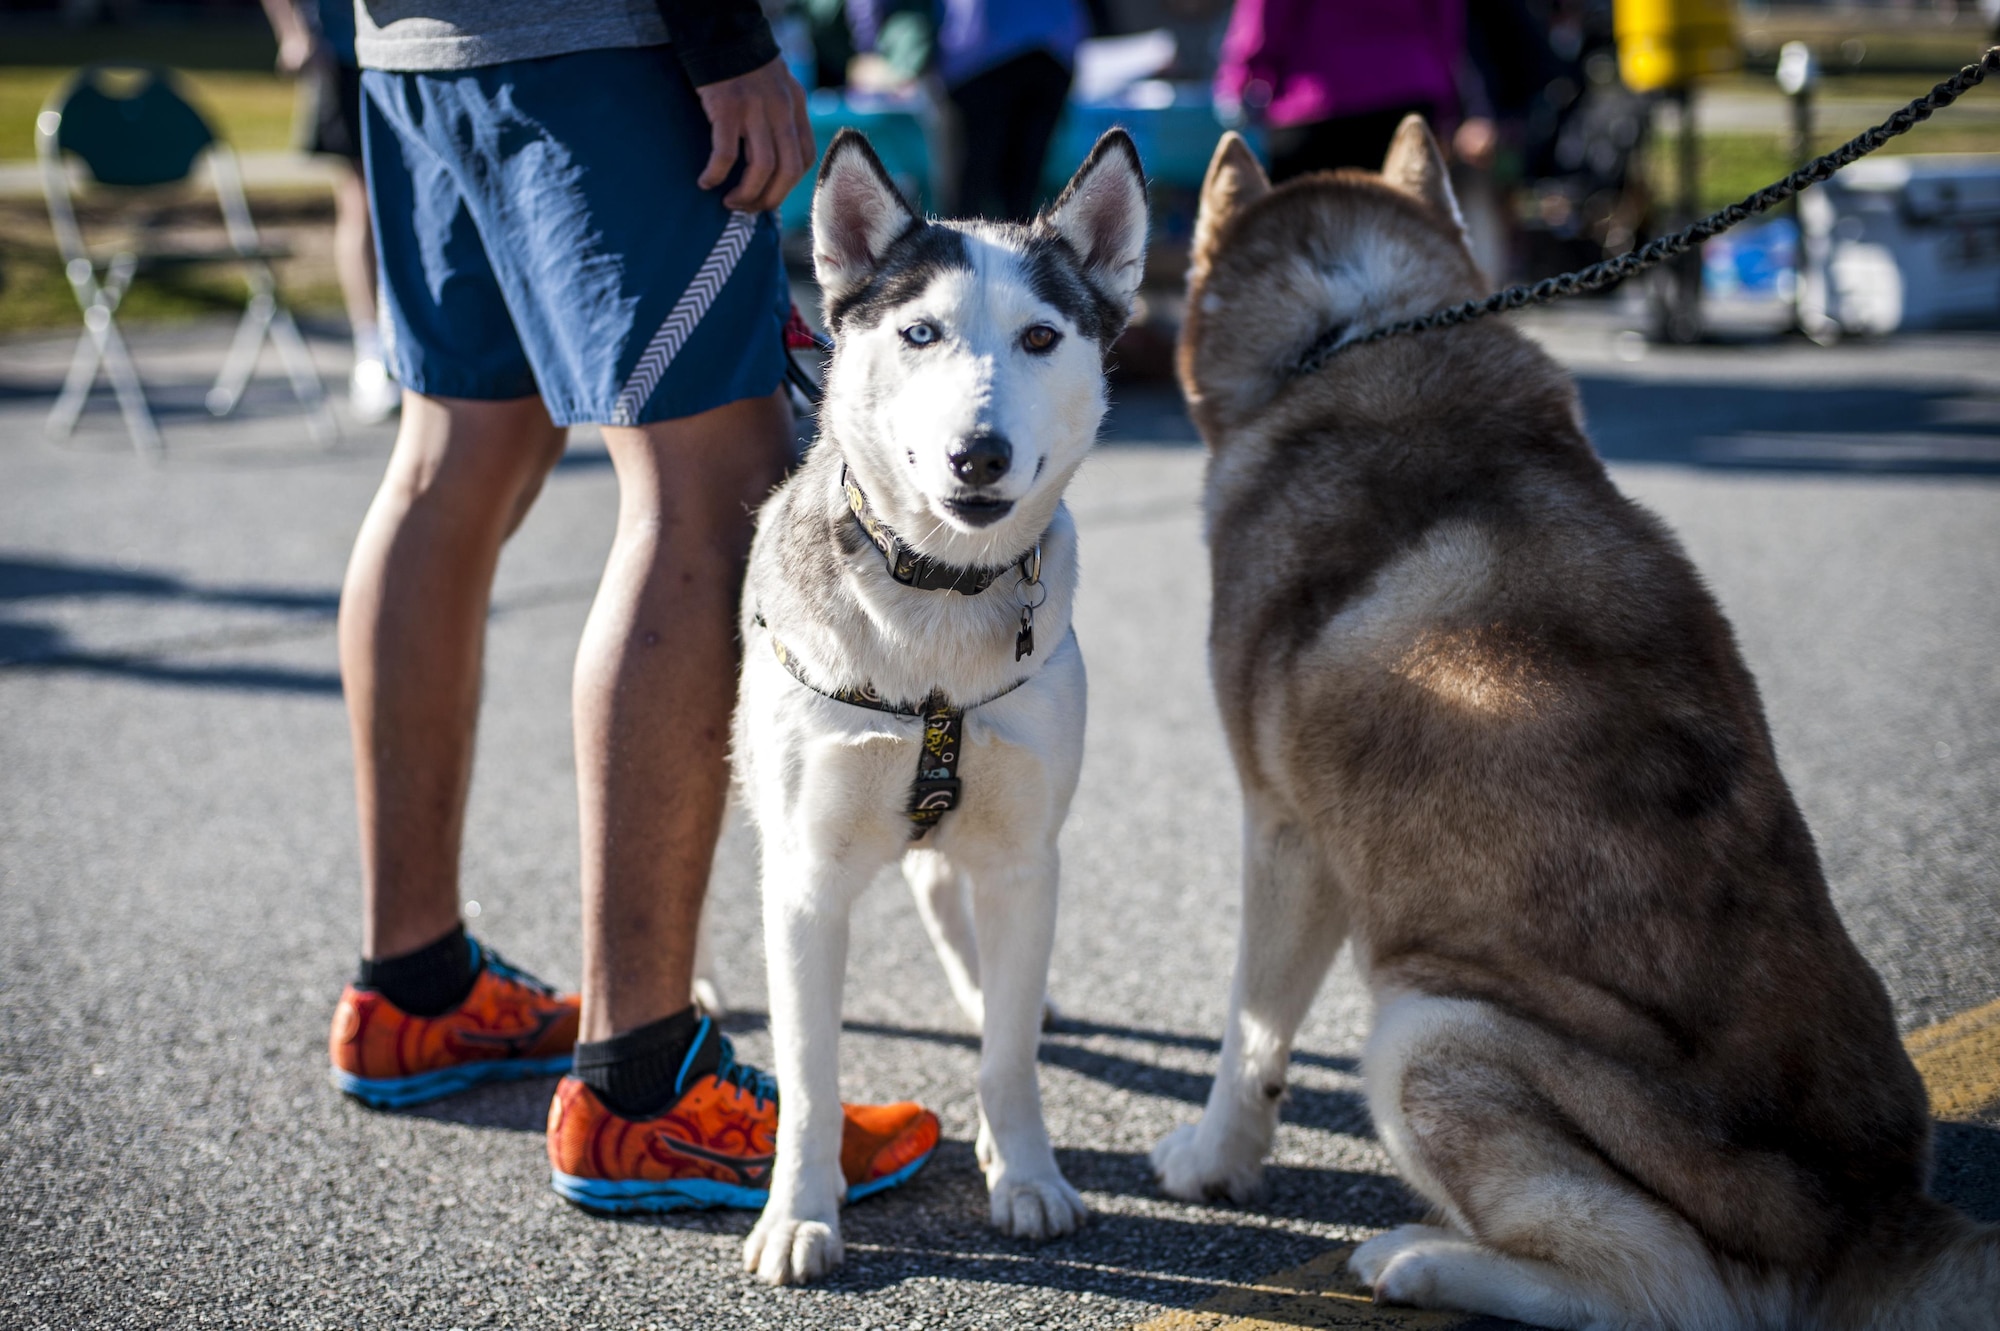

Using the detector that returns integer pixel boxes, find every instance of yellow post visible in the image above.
[1615,0,1740,94]
[1615,0,1738,342]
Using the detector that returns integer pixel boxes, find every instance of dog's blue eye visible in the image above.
[1021,324,1060,354]
[901,323,938,347]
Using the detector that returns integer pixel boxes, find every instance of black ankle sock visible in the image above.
[571,1006,713,1120]
[356,921,478,1018]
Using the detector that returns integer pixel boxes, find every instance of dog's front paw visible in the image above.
[744,1207,844,1286]
[988,1169,1088,1241]
[1149,1122,1267,1205]
[1349,1223,1453,1298]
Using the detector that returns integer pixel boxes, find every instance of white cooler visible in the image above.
[1798,153,2000,337]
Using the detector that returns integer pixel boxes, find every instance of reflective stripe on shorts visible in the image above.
[612,210,760,427]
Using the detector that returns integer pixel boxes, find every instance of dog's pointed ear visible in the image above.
[1380,115,1465,232]
[1042,129,1148,311]
[812,128,920,306]
[1191,132,1270,279]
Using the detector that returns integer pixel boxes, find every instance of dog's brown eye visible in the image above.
[1021,324,1059,354]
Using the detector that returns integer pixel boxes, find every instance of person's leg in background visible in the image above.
[1266,101,1438,183]
[948,50,1075,223]
[994,49,1072,223]
[326,63,400,419]
[947,58,1013,221]
[331,159,400,422]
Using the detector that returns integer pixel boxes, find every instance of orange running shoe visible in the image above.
[547,1015,939,1212]
[329,940,581,1108]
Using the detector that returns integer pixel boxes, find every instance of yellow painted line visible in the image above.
[1905,996,2000,1121]
[1129,999,2000,1329]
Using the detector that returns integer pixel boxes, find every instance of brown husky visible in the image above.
[1151,121,1999,1330]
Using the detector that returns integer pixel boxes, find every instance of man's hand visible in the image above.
[1452,117,1499,171]
[259,0,317,75]
[696,57,815,213]
[275,29,317,75]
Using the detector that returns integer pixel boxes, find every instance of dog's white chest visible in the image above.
[739,637,1084,858]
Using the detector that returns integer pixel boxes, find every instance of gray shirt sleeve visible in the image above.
[354,0,670,72]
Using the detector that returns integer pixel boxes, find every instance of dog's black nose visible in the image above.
[948,432,1012,486]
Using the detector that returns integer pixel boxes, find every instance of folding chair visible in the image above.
[36,64,336,456]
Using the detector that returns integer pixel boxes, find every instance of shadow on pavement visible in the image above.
[1579,376,2000,475]
[1053,1143,1417,1228]
[1101,384,1203,445]
[814,1142,1417,1301]
[559,1119,2000,1312]
[1096,379,2000,475]
[1039,1040,1370,1137]
[415,1090,1424,1307]
[403,1075,567,1133]
[1044,1015,1358,1075]
[1933,1119,2000,1223]
[824,1015,1374,1136]
[382,1037,2000,1310]
[577,1133,1422,1305]
[0,555,339,612]
[0,377,318,421]
[3,645,340,694]
[0,554,342,692]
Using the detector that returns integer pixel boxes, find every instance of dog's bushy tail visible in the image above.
[1903,1217,2000,1331]
[1831,1203,2000,1331]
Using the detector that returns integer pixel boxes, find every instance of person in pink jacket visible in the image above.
[1217,0,1464,182]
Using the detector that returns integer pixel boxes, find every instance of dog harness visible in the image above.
[758,626,1048,839]
[754,471,1056,839]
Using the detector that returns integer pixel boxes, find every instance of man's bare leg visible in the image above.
[339,392,566,960]
[574,390,790,1042]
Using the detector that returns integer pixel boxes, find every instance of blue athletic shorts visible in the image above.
[359,47,788,427]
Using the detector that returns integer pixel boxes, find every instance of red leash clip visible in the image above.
[782,305,828,406]
[784,305,823,351]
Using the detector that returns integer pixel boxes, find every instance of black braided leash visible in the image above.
[1291,45,2000,378]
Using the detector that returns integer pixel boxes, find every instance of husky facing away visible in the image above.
[1152,122,1999,1330]
[732,128,1147,1285]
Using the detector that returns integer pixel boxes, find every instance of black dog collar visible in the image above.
[841,465,1034,597]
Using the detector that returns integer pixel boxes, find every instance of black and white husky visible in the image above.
[730,128,1146,1285]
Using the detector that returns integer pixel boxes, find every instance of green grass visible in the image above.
[0,244,345,334]
[0,65,327,334]
[0,239,240,331]
[1737,11,1996,76]
[1,15,295,159]
[0,17,328,333]
[0,233,343,336]
[1653,125,2000,215]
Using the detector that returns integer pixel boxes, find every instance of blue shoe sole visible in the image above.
[552,1145,934,1214]
[331,1053,574,1109]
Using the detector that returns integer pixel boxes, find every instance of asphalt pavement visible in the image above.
[2,310,1996,1330]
